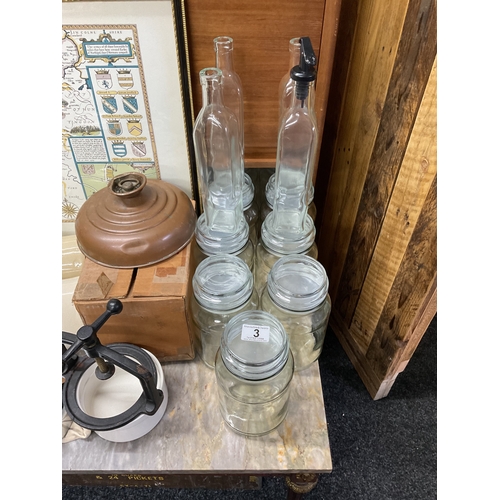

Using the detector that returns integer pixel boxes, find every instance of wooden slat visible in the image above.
[365,174,437,381]
[314,0,360,233]
[396,277,436,375]
[317,0,410,296]
[351,58,437,352]
[332,0,437,322]
[312,0,343,184]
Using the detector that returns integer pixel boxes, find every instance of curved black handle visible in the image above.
[62,298,123,366]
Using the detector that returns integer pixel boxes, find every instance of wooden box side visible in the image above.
[72,258,134,301]
[132,240,191,298]
[74,296,194,362]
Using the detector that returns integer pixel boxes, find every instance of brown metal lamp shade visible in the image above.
[75,172,196,268]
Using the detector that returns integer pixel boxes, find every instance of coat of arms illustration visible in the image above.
[112,141,127,157]
[107,119,122,136]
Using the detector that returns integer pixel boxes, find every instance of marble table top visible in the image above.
[62,356,332,475]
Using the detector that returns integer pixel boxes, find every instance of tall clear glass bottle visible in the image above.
[271,38,317,237]
[214,36,244,167]
[193,67,251,268]
[193,67,244,234]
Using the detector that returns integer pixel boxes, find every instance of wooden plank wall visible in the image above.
[314,0,437,399]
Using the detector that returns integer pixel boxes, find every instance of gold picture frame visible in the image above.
[62,0,198,229]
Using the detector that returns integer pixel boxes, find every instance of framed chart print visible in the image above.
[62,0,198,231]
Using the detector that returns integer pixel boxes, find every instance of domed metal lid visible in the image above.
[75,172,196,268]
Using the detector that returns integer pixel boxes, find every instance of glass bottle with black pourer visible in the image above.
[255,37,319,295]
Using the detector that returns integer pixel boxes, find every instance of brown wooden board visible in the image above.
[183,0,340,172]
[314,0,361,224]
[351,57,437,351]
[365,174,436,386]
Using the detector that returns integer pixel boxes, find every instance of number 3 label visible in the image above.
[241,324,270,343]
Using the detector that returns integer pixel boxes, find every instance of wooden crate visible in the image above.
[314,0,437,399]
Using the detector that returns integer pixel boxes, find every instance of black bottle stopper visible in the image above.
[290,37,317,103]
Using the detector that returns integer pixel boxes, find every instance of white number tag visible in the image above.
[241,324,270,343]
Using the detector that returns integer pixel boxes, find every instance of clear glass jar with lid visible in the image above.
[243,173,258,247]
[190,254,259,368]
[192,214,254,272]
[215,310,294,436]
[260,255,331,371]
[254,224,318,297]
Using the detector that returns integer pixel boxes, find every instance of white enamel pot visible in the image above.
[73,348,168,443]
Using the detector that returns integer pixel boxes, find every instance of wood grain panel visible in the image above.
[317,0,410,293]
[312,0,343,184]
[314,0,360,233]
[351,58,437,352]
[184,0,328,168]
[333,0,437,322]
[365,174,437,382]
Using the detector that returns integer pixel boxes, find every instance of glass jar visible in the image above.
[254,223,318,297]
[215,310,294,436]
[192,214,255,271]
[190,255,259,368]
[259,172,317,228]
[260,255,331,371]
[243,173,258,247]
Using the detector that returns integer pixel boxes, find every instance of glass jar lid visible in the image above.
[242,173,255,211]
[267,254,329,311]
[195,212,249,255]
[75,173,196,268]
[221,310,290,380]
[260,211,316,255]
[192,254,253,311]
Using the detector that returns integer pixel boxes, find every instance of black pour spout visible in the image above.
[290,37,317,102]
